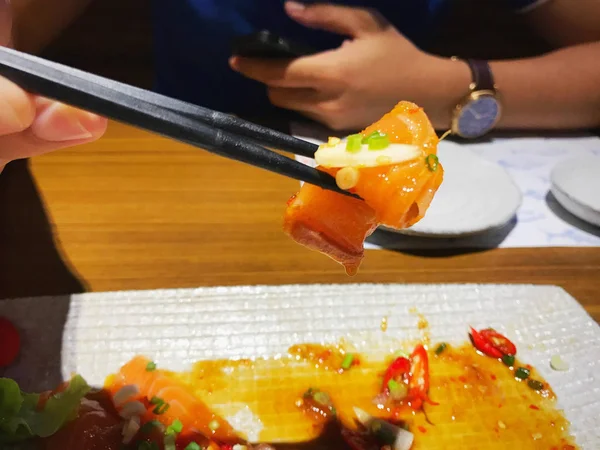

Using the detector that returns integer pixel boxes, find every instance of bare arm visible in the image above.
[10,0,93,53]
[427,0,600,130]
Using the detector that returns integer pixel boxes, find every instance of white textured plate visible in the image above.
[1,284,599,447]
[295,139,522,237]
[551,155,600,228]
[395,143,522,237]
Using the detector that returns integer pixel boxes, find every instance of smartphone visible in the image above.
[231,30,316,59]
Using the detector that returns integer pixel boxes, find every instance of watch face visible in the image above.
[457,94,500,138]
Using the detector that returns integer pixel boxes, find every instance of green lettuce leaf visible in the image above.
[0,375,91,443]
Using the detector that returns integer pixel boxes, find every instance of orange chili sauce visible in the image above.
[171,343,577,450]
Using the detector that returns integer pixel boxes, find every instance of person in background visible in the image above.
[1,0,600,173]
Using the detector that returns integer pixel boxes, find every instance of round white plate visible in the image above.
[389,143,522,237]
[550,155,600,228]
[292,132,522,238]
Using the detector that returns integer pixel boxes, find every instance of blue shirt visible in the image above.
[152,0,543,117]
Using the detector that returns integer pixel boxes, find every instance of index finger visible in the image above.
[229,54,334,88]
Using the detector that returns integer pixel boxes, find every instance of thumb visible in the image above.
[285,1,385,37]
[0,0,12,47]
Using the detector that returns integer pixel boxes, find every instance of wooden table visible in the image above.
[1,122,599,321]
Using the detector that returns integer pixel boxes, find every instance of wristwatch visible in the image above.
[451,58,501,139]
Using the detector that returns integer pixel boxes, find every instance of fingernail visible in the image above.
[285,1,306,15]
[31,102,94,142]
[229,56,239,70]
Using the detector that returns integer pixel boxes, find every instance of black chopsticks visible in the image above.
[0,47,356,198]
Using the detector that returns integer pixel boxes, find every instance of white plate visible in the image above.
[294,137,522,238]
[393,143,522,237]
[1,284,599,447]
[551,155,600,228]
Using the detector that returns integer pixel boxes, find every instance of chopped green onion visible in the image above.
[149,396,163,405]
[140,420,162,434]
[502,354,515,367]
[146,361,157,372]
[153,403,170,415]
[208,419,220,431]
[362,131,382,144]
[313,391,332,407]
[515,367,530,380]
[149,396,170,415]
[425,154,439,172]
[387,379,408,401]
[166,419,183,435]
[550,355,569,371]
[368,135,390,151]
[527,379,544,391]
[184,443,201,450]
[345,134,363,153]
[341,353,355,370]
[435,343,447,355]
[303,387,314,399]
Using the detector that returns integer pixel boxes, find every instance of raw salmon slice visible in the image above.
[284,101,443,274]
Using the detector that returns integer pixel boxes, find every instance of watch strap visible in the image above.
[466,59,495,91]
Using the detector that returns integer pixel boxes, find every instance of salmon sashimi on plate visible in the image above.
[106,356,240,448]
[284,101,444,275]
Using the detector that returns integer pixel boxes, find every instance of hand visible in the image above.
[230,2,443,131]
[0,0,107,173]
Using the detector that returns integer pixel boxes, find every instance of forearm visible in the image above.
[422,41,600,131]
[10,0,93,53]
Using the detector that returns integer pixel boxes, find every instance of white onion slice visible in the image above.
[119,400,147,419]
[122,416,141,444]
[315,142,421,168]
[113,384,140,407]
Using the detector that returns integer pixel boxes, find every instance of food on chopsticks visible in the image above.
[1,326,578,450]
[284,102,443,275]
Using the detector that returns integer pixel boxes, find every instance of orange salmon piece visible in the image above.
[284,101,443,274]
[107,356,239,444]
[283,182,378,276]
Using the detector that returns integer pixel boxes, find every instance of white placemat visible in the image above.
[1,284,599,447]
[291,122,600,249]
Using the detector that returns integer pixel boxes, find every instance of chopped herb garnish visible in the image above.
[146,361,157,372]
[515,367,530,380]
[185,443,202,450]
[435,343,447,355]
[527,379,544,391]
[502,354,515,367]
[149,396,170,415]
[425,154,439,172]
[166,419,183,435]
[368,134,390,151]
[341,353,354,370]
[137,442,160,450]
[362,131,382,144]
[313,390,332,407]
[345,134,363,153]
[387,379,408,400]
[208,419,220,431]
[150,396,163,405]
[140,420,162,434]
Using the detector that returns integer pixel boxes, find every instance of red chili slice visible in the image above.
[381,356,411,394]
[0,317,20,368]
[407,344,438,409]
[479,329,517,356]
[470,327,516,358]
